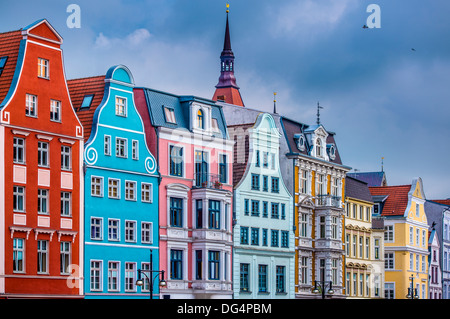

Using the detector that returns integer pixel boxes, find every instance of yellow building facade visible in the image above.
[370,178,429,299]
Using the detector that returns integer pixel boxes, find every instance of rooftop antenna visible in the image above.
[273,92,277,114]
[316,102,323,125]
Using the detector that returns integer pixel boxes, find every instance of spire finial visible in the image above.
[226,3,229,13]
[273,92,277,114]
[316,102,323,125]
[381,156,384,172]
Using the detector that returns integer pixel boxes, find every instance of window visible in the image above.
[385,225,394,242]
[125,220,136,242]
[115,96,127,117]
[262,175,268,192]
[316,138,322,157]
[262,229,268,246]
[13,137,25,164]
[271,153,276,170]
[219,154,227,183]
[50,100,61,122]
[251,174,260,190]
[385,253,394,270]
[240,263,250,292]
[90,261,102,291]
[281,203,286,220]
[300,213,308,237]
[91,176,103,197]
[196,200,203,229]
[26,94,37,117]
[194,150,208,187]
[125,263,136,292]
[244,199,249,216]
[108,179,120,199]
[163,106,176,123]
[211,118,220,132]
[61,145,71,170]
[0,56,7,76]
[262,201,268,218]
[300,170,308,194]
[197,109,204,129]
[345,234,350,256]
[141,222,152,244]
[132,140,139,160]
[271,202,279,219]
[271,230,279,247]
[37,189,48,214]
[170,249,183,280]
[13,186,25,212]
[13,238,24,273]
[169,145,183,177]
[108,219,119,241]
[332,259,339,286]
[208,251,220,280]
[116,138,127,158]
[271,177,280,193]
[251,200,260,217]
[81,94,94,108]
[37,240,48,274]
[61,192,71,216]
[104,135,111,156]
[91,217,102,240]
[263,152,268,168]
[108,262,120,292]
[385,283,395,299]
[319,216,326,238]
[60,242,71,275]
[251,228,259,245]
[281,231,289,248]
[317,174,325,196]
[125,181,136,201]
[276,266,286,293]
[240,227,249,245]
[141,183,152,203]
[331,216,338,239]
[195,250,203,280]
[38,141,49,167]
[170,197,183,227]
[374,238,380,259]
[208,200,221,229]
[300,257,308,285]
[255,150,260,167]
[258,265,268,293]
[38,58,49,78]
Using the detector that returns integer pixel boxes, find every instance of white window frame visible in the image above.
[13,186,25,212]
[60,191,72,216]
[141,182,153,203]
[132,140,139,160]
[61,145,72,171]
[50,99,61,122]
[115,96,127,117]
[91,176,104,197]
[125,262,136,292]
[90,260,103,292]
[37,189,49,214]
[125,220,137,243]
[90,217,103,240]
[108,219,120,241]
[108,261,120,292]
[115,137,127,158]
[141,222,153,244]
[13,137,26,164]
[37,141,49,167]
[108,178,120,199]
[125,181,137,201]
[25,94,37,117]
[38,57,49,79]
[37,240,49,274]
[60,241,71,275]
[104,135,111,156]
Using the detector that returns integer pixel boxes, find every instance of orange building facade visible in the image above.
[0,20,84,298]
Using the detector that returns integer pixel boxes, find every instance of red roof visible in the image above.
[431,199,450,206]
[369,185,411,216]
[67,76,105,141]
[0,30,22,105]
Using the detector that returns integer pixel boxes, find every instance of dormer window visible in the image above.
[316,138,322,157]
[197,109,204,129]
[297,134,306,151]
[211,118,220,132]
[81,94,94,109]
[163,106,176,124]
[0,56,8,76]
[328,144,336,160]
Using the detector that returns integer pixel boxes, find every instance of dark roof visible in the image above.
[369,185,411,216]
[67,75,106,141]
[347,171,386,187]
[345,176,373,203]
[0,30,22,106]
[280,116,343,165]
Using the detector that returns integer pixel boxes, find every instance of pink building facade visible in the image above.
[135,88,234,299]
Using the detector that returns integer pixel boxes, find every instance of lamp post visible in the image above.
[406,274,419,299]
[312,260,334,299]
[136,249,166,299]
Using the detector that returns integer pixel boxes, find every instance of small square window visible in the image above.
[163,106,176,124]
[81,94,94,108]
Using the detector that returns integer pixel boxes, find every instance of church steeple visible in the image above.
[212,4,244,107]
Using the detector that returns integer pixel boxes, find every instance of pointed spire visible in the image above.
[212,4,244,106]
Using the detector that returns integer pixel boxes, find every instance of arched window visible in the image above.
[197,109,204,129]
[316,138,322,157]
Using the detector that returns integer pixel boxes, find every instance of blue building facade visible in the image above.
[69,65,159,298]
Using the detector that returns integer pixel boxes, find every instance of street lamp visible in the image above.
[312,261,334,299]
[136,249,166,299]
[406,274,419,299]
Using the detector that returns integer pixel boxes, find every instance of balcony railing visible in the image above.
[316,194,341,208]
[193,173,224,190]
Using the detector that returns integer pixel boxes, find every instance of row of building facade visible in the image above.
[0,16,449,300]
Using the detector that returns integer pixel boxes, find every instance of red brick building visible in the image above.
[0,19,84,298]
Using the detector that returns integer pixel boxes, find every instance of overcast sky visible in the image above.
[2,0,449,199]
